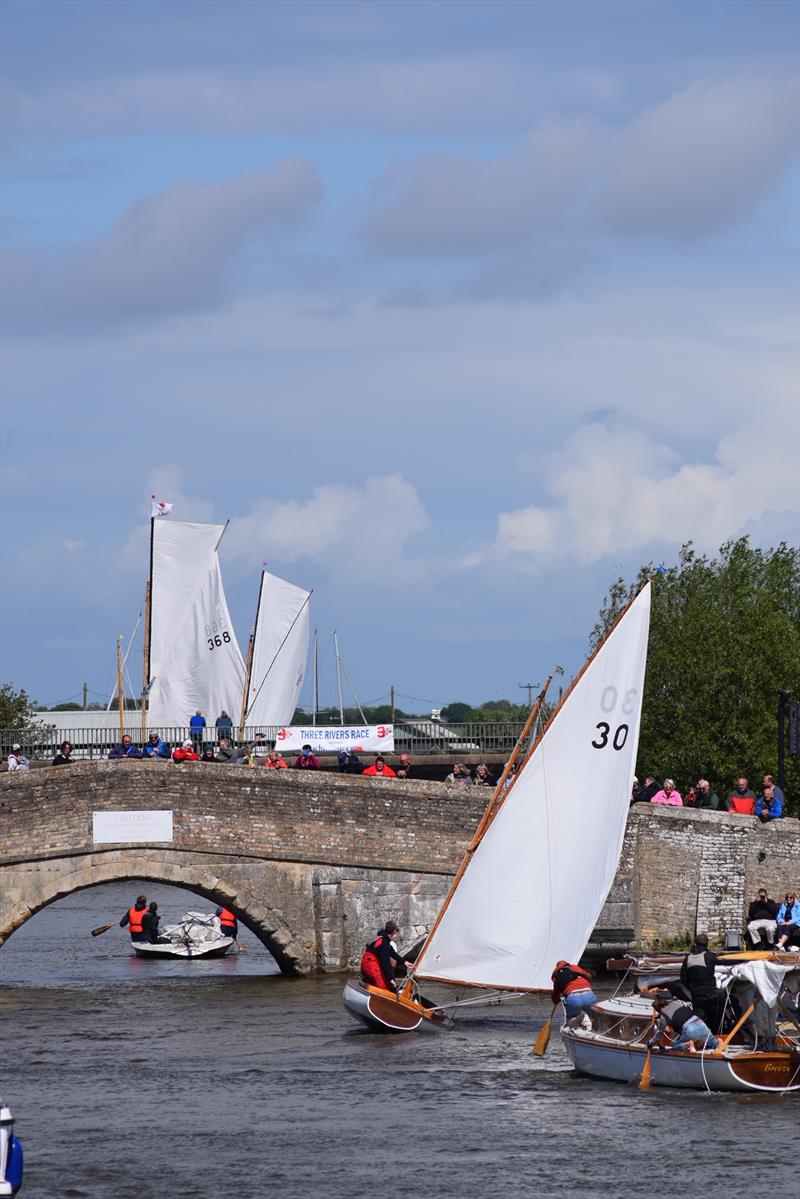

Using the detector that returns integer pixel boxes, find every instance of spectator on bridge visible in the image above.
[774,891,800,952]
[473,763,493,787]
[694,779,722,810]
[189,710,206,751]
[294,744,321,770]
[172,739,199,763]
[632,775,659,804]
[265,748,288,769]
[650,779,682,806]
[7,744,30,771]
[756,784,783,823]
[109,735,143,760]
[684,787,697,807]
[763,774,785,808]
[338,749,364,774]
[144,732,170,760]
[747,887,778,949]
[395,752,413,779]
[726,777,757,815]
[215,710,234,740]
[215,738,244,764]
[53,740,74,766]
[120,895,149,942]
[363,755,397,777]
[199,745,217,762]
[446,763,472,785]
[247,733,269,764]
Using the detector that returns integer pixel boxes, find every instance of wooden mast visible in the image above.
[240,568,265,735]
[141,514,155,735]
[411,581,651,990]
[116,636,125,736]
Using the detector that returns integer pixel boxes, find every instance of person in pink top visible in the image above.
[650,778,682,806]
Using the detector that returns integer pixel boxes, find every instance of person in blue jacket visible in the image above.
[108,735,143,759]
[774,891,800,951]
[143,732,170,759]
[755,784,782,823]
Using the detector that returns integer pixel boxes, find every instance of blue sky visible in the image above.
[1,0,798,714]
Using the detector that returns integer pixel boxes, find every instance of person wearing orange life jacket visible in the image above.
[215,906,238,939]
[119,895,148,942]
[551,960,597,1029]
[360,921,413,992]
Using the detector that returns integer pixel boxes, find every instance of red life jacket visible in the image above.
[128,905,146,935]
[218,907,236,930]
[552,962,592,997]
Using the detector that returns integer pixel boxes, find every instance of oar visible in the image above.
[713,1002,755,1053]
[532,1002,557,1056]
[90,921,118,937]
[639,1017,657,1090]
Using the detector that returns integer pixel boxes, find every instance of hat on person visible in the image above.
[337,750,349,763]
[11,743,22,751]
[182,739,193,748]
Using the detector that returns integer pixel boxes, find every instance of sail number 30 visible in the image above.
[591,685,637,751]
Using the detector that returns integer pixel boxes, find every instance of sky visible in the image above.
[1,0,798,715]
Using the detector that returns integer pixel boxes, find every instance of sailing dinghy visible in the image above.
[133,912,234,960]
[342,583,652,1032]
[240,570,311,730]
[145,519,245,731]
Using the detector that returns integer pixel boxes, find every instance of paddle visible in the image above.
[90,921,118,937]
[532,1002,557,1056]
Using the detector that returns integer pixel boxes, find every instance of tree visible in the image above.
[593,539,800,814]
[0,683,54,750]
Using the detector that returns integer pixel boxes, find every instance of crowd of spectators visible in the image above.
[632,773,784,821]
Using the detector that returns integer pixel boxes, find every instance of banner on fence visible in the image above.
[276,725,394,754]
[93,810,174,844]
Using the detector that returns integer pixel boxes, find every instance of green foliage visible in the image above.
[594,539,800,815]
[0,682,55,750]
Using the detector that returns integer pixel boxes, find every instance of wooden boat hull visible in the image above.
[342,978,454,1033]
[133,938,233,960]
[561,1028,800,1092]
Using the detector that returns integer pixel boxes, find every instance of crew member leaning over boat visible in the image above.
[647,993,720,1054]
[360,921,413,993]
[551,961,597,1029]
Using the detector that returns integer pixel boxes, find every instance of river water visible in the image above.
[1,881,798,1199]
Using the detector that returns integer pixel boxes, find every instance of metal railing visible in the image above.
[0,721,529,761]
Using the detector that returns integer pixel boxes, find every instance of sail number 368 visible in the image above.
[591,685,636,751]
[205,623,231,652]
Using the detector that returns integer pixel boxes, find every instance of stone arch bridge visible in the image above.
[2,764,797,973]
[0,762,483,973]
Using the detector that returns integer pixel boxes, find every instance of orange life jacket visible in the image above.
[218,907,236,929]
[128,905,146,934]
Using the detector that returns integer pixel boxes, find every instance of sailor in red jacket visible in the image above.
[551,960,597,1029]
[360,921,413,992]
[120,895,149,942]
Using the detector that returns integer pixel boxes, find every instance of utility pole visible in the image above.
[390,685,395,725]
[82,681,88,710]
[518,682,539,708]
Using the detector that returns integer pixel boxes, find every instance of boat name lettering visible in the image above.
[763,1063,786,1073]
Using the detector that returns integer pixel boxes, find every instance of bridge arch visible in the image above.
[0,849,311,975]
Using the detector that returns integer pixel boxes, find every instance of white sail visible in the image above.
[245,571,310,728]
[147,520,245,728]
[415,583,651,992]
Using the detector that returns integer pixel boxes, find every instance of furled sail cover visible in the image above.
[147,520,244,729]
[245,572,310,728]
[415,583,651,992]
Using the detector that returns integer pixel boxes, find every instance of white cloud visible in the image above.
[225,474,430,583]
[492,410,799,562]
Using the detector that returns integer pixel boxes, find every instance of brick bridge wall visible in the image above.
[1,764,798,973]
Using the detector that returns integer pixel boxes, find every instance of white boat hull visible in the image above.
[342,978,453,1033]
[561,1028,800,1092]
[133,938,233,960]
